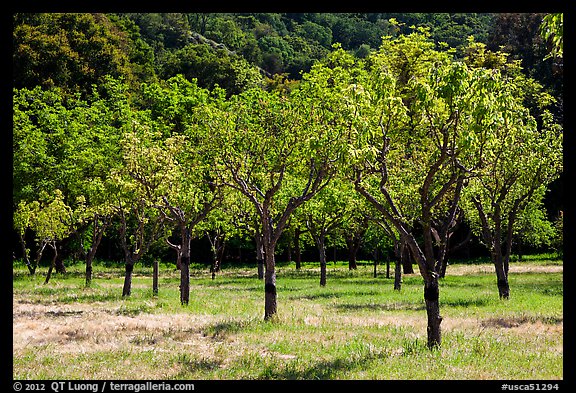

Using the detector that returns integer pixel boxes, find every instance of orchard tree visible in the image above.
[347,30,506,348]
[461,40,563,298]
[14,200,37,274]
[210,71,349,319]
[21,190,84,284]
[200,187,242,279]
[296,178,355,286]
[461,108,562,299]
[135,75,225,302]
[58,78,128,287]
[118,122,221,303]
[114,127,169,298]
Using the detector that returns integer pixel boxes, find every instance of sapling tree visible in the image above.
[14,200,37,274]
[200,187,240,279]
[31,190,83,284]
[114,129,169,298]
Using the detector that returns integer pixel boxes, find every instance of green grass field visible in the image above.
[13,257,563,380]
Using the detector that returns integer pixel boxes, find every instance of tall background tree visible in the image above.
[13,13,147,97]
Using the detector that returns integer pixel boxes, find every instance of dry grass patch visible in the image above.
[447,263,562,276]
[13,299,219,357]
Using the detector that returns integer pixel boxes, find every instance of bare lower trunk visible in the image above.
[180,228,191,305]
[86,263,93,287]
[44,242,58,285]
[493,250,510,299]
[401,242,414,274]
[211,254,222,280]
[310,230,328,287]
[256,232,264,279]
[257,258,265,279]
[122,262,134,297]
[45,265,54,285]
[473,198,511,299]
[403,232,443,349]
[424,277,442,349]
[33,241,48,276]
[294,228,301,270]
[347,241,358,270]
[85,215,109,287]
[176,251,182,270]
[208,231,225,280]
[85,247,98,287]
[153,259,159,296]
[386,257,390,278]
[180,255,190,305]
[435,239,448,278]
[438,255,449,278]
[393,258,402,291]
[390,241,400,280]
[55,256,66,275]
[19,233,35,275]
[264,245,277,320]
[319,241,327,287]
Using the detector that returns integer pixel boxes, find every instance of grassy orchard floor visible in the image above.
[13,257,563,380]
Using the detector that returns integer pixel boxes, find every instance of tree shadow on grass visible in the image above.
[288,292,344,301]
[441,298,493,308]
[63,292,121,303]
[173,353,222,378]
[201,318,258,340]
[509,278,563,296]
[481,315,563,328]
[332,301,425,312]
[288,288,381,301]
[258,350,392,380]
